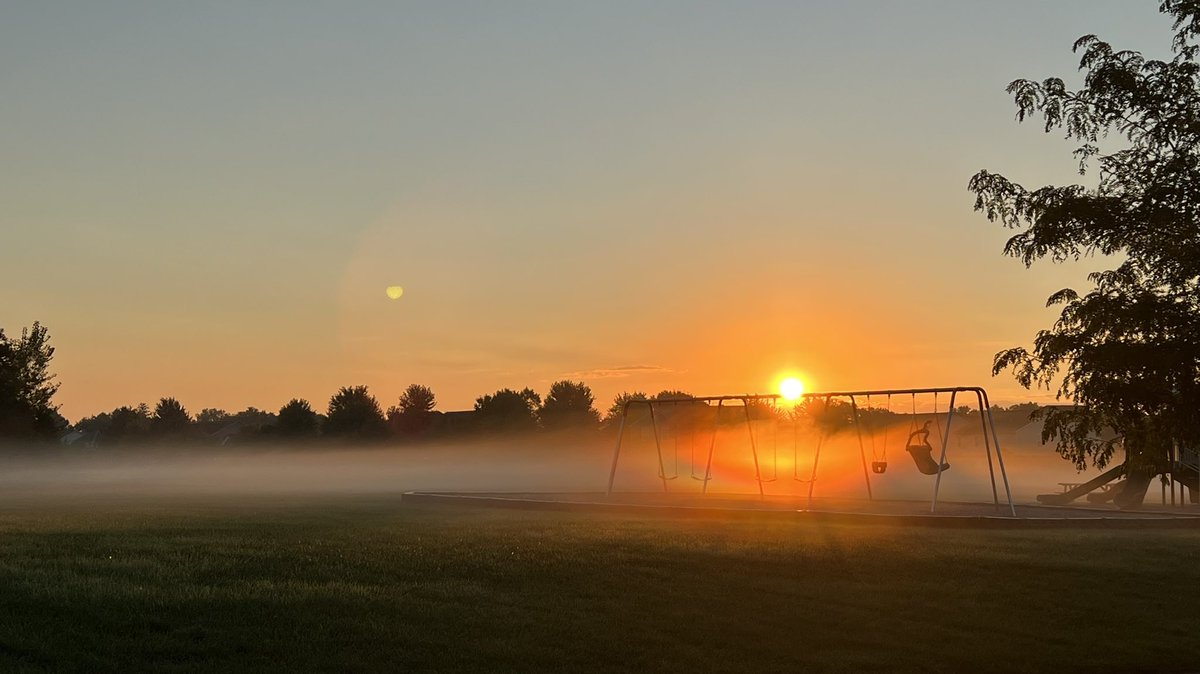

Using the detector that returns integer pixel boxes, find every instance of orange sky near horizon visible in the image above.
[1,2,1170,421]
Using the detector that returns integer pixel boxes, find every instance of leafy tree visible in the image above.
[151,397,192,436]
[387,384,437,435]
[195,408,231,434]
[109,404,152,443]
[474,388,541,431]
[539,380,600,430]
[652,390,694,401]
[231,407,275,427]
[998,402,1041,417]
[325,386,387,439]
[604,391,648,426]
[970,2,1200,492]
[647,390,710,430]
[72,412,111,437]
[231,407,278,440]
[277,399,319,438]
[196,408,229,424]
[798,397,855,433]
[0,322,62,440]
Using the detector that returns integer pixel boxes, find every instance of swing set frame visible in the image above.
[606,386,1016,516]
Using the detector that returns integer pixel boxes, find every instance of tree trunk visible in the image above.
[1112,469,1153,509]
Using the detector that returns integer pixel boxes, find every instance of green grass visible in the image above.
[0,495,1198,673]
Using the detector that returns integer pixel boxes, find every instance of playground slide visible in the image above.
[1085,467,1196,507]
[1036,465,1124,505]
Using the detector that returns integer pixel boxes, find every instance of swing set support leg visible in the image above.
[743,403,765,499]
[931,391,956,513]
[979,388,1017,516]
[807,395,830,509]
[702,401,723,495]
[649,404,669,493]
[975,390,1000,510]
[606,410,628,497]
[850,396,874,502]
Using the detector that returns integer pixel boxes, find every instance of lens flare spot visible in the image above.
[385,286,404,300]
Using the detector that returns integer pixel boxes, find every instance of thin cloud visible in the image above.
[563,365,673,380]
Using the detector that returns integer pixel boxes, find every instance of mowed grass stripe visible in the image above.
[0,498,1195,673]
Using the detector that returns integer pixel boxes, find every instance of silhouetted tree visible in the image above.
[647,390,712,432]
[109,404,152,443]
[71,405,143,445]
[604,391,647,426]
[231,407,274,427]
[0,322,62,440]
[221,407,278,442]
[195,408,230,435]
[277,399,319,438]
[539,380,600,430]
[474,388,540,431]
[971,1,1200,490]
[799,397,856,433]
[152,397,192,437]
[72,412,111,438]
[325,386,387,439]
[387,384,437,435]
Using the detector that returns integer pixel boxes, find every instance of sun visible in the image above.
[779,376,805,402]
[385,286,404,300]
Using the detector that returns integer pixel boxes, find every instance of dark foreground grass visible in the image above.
[0,495,1198,673]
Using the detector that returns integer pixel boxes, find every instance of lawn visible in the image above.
[0,494,1197,673]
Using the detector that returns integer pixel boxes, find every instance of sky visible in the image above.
[0,1,1180,421]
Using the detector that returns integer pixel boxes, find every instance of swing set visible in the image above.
[606,386,1015,515]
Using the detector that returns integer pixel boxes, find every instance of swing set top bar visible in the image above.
[621,387,998,412]
[800,386,993,399]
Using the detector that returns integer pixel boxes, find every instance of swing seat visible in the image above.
[871,461,887,474]
[905,443,950,476]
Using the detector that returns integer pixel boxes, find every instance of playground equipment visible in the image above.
[1037,444,1200,508]
[866,394,889,474]
[607,386,1015,515]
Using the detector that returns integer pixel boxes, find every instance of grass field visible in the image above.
[1,494,1198,673]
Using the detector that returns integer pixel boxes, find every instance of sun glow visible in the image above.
[779,376,805,402]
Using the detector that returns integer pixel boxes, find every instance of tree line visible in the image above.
[1,321,1053,448]
[1,324,644,446]
[63,380,615,446]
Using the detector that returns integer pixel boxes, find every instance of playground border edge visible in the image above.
[401,492,1200,529]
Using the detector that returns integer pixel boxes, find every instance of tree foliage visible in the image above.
[604,391,648,425]
[195,408,231,434]
[388,384,437,435]
[651,390,693,401]
[277,399,320,437]
[111,404,152,443]
[474,388,541,431]
[152,397,192,436]
[970,1,1200,472]
[325,386,387,439]
[538,380,600,430]
[0,322,62,440]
